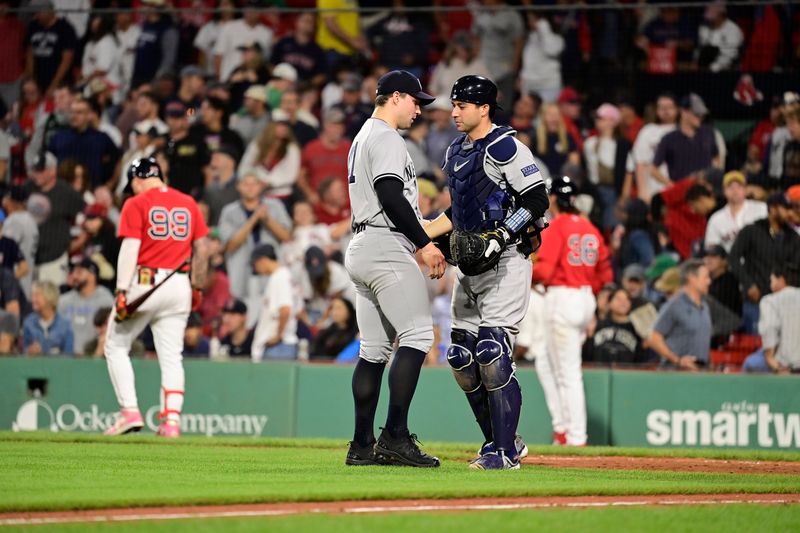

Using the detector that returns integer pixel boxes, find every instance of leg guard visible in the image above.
[476,326,522,457]
[447,329,492,443]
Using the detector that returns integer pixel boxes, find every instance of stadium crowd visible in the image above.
[0,0,799,373]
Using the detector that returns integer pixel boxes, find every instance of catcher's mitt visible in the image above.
[432,232,456,265]
[450,228,509,276]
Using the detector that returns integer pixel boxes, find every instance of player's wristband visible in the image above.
[503,207,533,237]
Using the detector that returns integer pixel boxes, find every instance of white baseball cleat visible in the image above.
[104,408,144,436]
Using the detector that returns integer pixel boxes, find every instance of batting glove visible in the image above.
[114,290,129,322]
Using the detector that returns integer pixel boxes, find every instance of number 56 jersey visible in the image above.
[532,213,613,293]
[118,186,209,269]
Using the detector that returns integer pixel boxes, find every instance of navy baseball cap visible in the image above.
[376,70,435,106]
[251,243,277,263]
[222,299,247,314]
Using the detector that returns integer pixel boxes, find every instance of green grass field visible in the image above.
[2,432,799,531]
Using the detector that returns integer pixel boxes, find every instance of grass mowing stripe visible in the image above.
[1,439,799,512]
[3,504,800,533]
[2,432,800,462]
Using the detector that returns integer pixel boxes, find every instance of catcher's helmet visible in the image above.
[450,75,501,109]
[549,176,578,210]
[128,157,163,182]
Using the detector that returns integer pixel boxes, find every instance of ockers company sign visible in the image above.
[12,399,268,437]
[646,402,800,449]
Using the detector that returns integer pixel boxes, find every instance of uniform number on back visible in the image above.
[148,207,191,241]
[567,233,599,266]
[347,142,358,184]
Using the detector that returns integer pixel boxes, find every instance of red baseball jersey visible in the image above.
[118,186,209,269]
[533,213,613,292]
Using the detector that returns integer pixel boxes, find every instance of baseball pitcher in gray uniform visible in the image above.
[344,70,445,468]
[426,75,550,470]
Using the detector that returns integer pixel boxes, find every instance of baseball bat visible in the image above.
[116,258,191,321]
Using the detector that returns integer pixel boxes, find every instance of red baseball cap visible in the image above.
[558,87,579,104]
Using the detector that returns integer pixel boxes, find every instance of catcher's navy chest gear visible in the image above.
[445,126,517,233]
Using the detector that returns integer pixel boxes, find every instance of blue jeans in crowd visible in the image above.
[263,343,298,360]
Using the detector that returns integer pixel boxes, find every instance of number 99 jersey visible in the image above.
[532,213,613,292]
[118,186,209,269]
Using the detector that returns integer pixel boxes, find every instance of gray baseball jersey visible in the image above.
[344,117,433,363]
[348,118,422,229]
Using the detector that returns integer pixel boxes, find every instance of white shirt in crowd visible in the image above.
[115,24,141,102]
[519,18,564,101]
[583,135,635,186]
[251,266,298,361]
[704,199,768,252]
[632,122,676,199]
[238,141,301,198]
[428,57,491,98]
[759,287,800,370]
[81,34,121,86]
[193,20,226,76]
[698,19,744,72]
[213,19,273,82]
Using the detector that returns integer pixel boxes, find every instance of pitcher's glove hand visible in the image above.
[114,290,129,323]
[450,227,510,276]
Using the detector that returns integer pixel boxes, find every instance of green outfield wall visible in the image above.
[1,358,798,449]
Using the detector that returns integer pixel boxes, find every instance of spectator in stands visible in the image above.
[227,41,270,110]
[238,120,300,201]
[197,259,231,333]
[164,100,210,197]
[0,211,28,289]
[618,199,656,270]
[183,312,210,357]
[171,66,206,119]
[773,102,800,190]
[509,92,541,136]
[620,264,649,308]
[659,177,712,259]
[695,2,744,73]
[296,107,350,206]
[428,31,490,98]
[23,280,72,356]
[25,152,84,287]
[372,1,429,77]
[250,243,298,360]
[113,5,140,105]
[25,84,76,165]
[309,296,357,360]
[619,102,643,145]
[283,200,349,276]
[636,6,695,66]
[647,259,712,371]
[193,0,236,76]
[743,266,800,373]
[729,193,800,331]
[315,0,368,71]
[471,0,524,110]
[556,87,586,151]
[213,0,273,82]
[748,96,782,168]
[128,90,168,149]
[216,298,253,358]
[80,15,120,91]
[0,258,20,353]
[118,123,159,196]
[131,0,178,88]
[404,118,438,182]
[297,245,355,329]
[231,85,269,146]
[333,74,372,142]
[533,103,580,179]
[269,12,327,88]
[424,96,459,170]
[274,89,318,147]
[589,288,648,365]
[0,0,25,111]
[192,96,244,158]
[86,96,123,150]
[314,176,351,225]
[57,259,114,355]
[519,12,564,103]
[2,187,37,301]
[47,97,120,189]
[58,159,94,205]
[24,0,78,100]
[633,94,678,204]
[202,145,241,226]
[218,172,292,300]
[75,203,118,291]
[417,179,440,220]
[584,103,634,230]
[704,171,768,253]
[703,244,742,318]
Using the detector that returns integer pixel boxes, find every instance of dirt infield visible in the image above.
[2,494,800,526]
[3,455,799,526]
[522,455,800,475]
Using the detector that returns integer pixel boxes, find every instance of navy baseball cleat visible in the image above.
[469,450,520,470]
[374,428,441,468]
[345,440,379,466]
[472,434,528,464]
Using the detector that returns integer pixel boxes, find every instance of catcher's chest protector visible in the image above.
[445,127,513,232]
